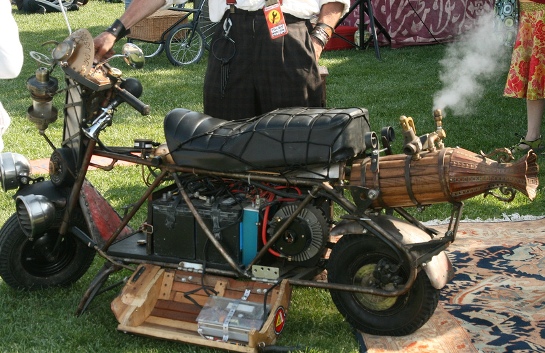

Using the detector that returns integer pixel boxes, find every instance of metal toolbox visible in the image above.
[197,296,268,343]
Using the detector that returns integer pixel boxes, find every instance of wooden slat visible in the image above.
[150,307,199,323]
[248,280,291,348]
[121,265,163,306]
[154,299,201,316]
[214,280,227,297]
[117,322,256,353]
[112,265,165,327]
[222,292,268,303]
[146,315,198,332]
[171,281,216,294]
[159,270,175,301]
[173,290,211,306]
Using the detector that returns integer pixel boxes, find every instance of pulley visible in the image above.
[267,203,328,265]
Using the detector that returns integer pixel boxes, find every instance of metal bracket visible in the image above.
[251,265,280,280]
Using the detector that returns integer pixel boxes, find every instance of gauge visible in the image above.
[52,40,75,61]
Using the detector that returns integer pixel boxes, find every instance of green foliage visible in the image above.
[0,1,541,352]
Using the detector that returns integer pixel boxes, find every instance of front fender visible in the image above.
[330,215,454,289]
[14,179,131,248]
[79,179,133,247]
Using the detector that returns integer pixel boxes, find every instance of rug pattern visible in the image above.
[361,219,545,353]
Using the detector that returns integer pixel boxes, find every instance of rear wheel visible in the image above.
[165,24,205,65]
[327,234,439,336]
[0,213,96,290]
[196,0,219,50]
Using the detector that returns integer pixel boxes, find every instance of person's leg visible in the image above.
[512,98,544,153]
[525,98,544,141]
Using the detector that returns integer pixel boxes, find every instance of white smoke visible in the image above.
[433,11,511,115]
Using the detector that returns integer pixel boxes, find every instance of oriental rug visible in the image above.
[359,218,545,353]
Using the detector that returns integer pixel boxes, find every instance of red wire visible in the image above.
[260,185,302,257]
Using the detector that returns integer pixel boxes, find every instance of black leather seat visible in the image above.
[164,107,371,172]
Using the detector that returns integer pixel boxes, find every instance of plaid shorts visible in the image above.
[203,10,323,120]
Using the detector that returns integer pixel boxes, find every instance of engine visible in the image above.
[149,177,330,270]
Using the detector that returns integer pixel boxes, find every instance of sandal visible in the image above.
[510,135,544,155]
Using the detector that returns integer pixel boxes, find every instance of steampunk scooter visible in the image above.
[0,28,538,349]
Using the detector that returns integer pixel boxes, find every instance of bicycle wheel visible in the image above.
[196,0,219,50]
[127,38,164,59]
[165,24,205,65]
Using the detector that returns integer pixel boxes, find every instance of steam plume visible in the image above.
[433,11,511,115]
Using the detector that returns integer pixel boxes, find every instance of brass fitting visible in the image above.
[400,115,422,159]
[26,67,58,131]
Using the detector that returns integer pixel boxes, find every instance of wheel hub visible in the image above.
[32,233,58,262]
[353,263,398,311]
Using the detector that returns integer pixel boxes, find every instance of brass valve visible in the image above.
[400,115,422,159]
[26,67,58,131]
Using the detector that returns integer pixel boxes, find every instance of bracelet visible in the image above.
[313,25,331,41]
[311,25,331,48]
[316,22,335,37]
[311,33,326,49]
[105,19,130,42]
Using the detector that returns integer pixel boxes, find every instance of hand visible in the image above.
[311,36,324,60]
[94,32,117,62]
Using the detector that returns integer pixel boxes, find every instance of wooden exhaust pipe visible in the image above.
[350,148,539,208]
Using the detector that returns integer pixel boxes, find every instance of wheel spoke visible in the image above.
[166,25,205,65]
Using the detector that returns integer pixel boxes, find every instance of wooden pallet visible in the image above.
[111,264,291,352]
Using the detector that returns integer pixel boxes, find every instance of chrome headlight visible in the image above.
[16,194,55,238]
[0,152,31,191]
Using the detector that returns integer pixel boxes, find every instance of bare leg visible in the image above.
[525,99,544,141]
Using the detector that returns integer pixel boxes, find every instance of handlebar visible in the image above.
[115,78,150,116]
[82,78,150,140]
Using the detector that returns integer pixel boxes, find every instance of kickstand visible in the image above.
[76,261,124,316]
[352,327,367,353]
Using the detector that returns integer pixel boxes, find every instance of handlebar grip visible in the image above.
[115,85,151,116]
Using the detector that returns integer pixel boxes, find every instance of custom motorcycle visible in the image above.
[0,28,538,350]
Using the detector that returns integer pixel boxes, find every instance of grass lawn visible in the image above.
[0,1,542,352]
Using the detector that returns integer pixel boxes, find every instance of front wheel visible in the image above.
[0,213,96,290]
[165,24,205,66]
[327,234,439,336]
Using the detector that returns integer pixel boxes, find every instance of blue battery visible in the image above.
[241,206,259,266]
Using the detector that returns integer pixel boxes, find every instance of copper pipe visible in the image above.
[59,139,96,237]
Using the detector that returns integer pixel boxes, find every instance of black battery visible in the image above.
[152,196,242,268]
[152,197,196,259]
[193,199,242,270]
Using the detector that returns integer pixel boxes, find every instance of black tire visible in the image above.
[327,234,439,336]
[0,213,96,290]
[165,24,205,66]
[126,38,164,59]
